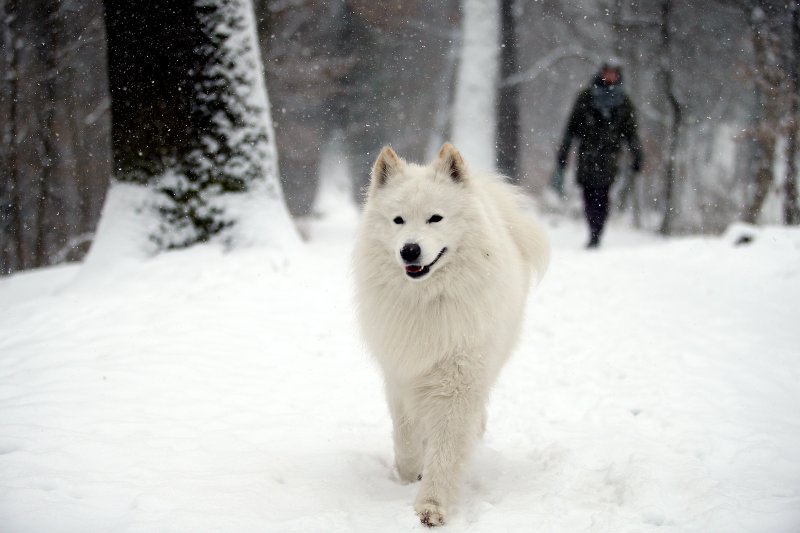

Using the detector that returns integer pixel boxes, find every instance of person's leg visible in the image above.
[582,186,611,247]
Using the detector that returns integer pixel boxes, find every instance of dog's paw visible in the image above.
[415,498,446,527]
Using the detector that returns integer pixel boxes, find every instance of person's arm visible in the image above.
[556,95,583,169]
[551,94,583,196]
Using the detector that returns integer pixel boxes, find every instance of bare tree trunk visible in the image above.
[630,0,643,228]
[743,1,782,224]
[427,39,460,159]
[255,1,340,217]
[33,3,61,266]
[659,0,682,236]
[785,0,800,225]
[612,0,642,227]
[2,0,110,275]
[452,0,499,171]
[1,0,24,272]
[104,0,198,185]
[496,0,520,183]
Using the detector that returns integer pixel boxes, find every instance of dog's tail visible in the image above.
[513,207,550,287]
[482,172,550,286]
[528,218,551,286]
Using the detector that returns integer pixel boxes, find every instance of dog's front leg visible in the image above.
[386,382,424,483]
[414,363,484,527]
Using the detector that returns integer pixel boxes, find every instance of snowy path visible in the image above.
[1,220,799,532]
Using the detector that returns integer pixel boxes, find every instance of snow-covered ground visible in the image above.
[1,196,799,532]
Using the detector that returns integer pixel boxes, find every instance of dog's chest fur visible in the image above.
[360,266,498,379]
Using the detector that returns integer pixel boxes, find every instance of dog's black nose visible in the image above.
[400,243,421,263]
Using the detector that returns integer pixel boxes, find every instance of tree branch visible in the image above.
[501,45,603,88]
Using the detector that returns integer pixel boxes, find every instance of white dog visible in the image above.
[353,143,549,526]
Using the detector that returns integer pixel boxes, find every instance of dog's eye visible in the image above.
[427,214,444,223]
[393,216,405,225]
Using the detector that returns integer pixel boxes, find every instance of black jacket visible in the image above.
[556,86,643,188]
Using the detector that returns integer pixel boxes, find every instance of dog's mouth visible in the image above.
[405,247,447,279]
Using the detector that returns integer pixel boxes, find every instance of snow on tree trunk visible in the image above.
[156,0,297,250]
[451,0,500,172]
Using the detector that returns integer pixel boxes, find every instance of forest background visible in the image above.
[1,0,799,274]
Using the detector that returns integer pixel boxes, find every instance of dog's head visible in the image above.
[363,143,474,282]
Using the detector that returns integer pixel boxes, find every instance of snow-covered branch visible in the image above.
[501,45,603,88]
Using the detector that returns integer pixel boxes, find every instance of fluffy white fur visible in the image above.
[353,143,549,527]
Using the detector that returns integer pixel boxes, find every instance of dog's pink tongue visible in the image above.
[406,265,423,273]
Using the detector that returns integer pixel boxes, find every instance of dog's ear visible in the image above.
[435,142,468,184]
[371,146,404,187]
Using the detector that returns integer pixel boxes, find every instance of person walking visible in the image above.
[551,63,643,248]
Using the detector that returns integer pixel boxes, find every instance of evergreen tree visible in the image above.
[104,0,293,250]
[157,0,288,248]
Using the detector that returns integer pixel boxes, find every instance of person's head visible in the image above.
[596,63,623,86]
[591,63,625,118]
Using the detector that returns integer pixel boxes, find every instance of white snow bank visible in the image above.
[1,217,799,532]
[83,181,160,266]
